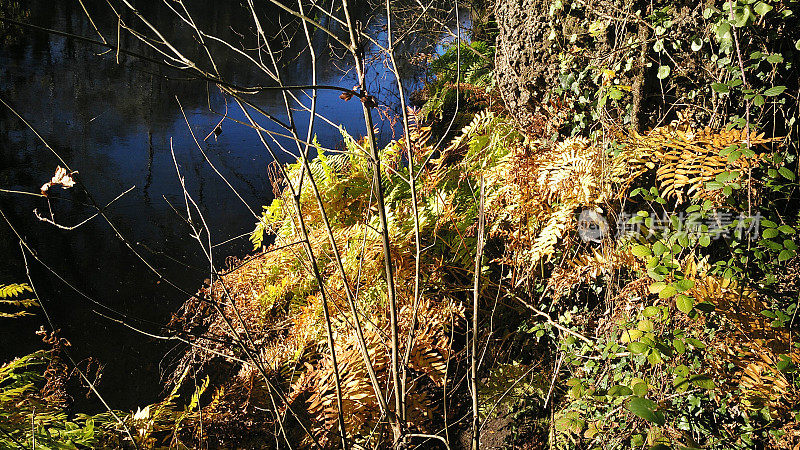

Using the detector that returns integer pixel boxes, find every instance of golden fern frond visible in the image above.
[0,284,31,298]
[0,283,37,318]
[535,137,607,205]
[621,118,775,203]
[528,202,576,265]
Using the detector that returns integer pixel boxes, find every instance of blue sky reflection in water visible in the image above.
[0,0,439,409]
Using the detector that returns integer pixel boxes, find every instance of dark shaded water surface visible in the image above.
[0,0,432,410]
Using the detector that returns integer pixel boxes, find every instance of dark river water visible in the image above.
[0,0,443,410]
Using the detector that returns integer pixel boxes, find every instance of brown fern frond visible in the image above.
[548,246,635,299]
[685,260,800,417]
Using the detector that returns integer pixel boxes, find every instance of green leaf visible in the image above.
[631,245,652,258]
[711,82,729,94]
[715,22,731,41]
[734,5,753,27]
[779,249,794,261]
[690,375,716,390]
[778,166,795,180]
[608,385,633,397]
[699,234,711,247]
[632,380,648,397]
[648,349,664,365]
[659,285,677,299]
[686,338,706,349]
[777,357,792,372]
[643,306,661,318]
[706,180,724,191]
[657,65,671,79]
[778,225,796,234]
[766,54,784,64]
[764,86,787,97]
[674,279,695,293]
[620,329,644,343]
[715,171,739,183]
[754,1,773,16]
[676,295,694,314]
[626,396,665,425]
[628,341,649,354]
[674,376,689,392]
[763,228,779,239]
[691,38,703,51]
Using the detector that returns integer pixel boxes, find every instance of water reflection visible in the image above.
[0,0,441,409]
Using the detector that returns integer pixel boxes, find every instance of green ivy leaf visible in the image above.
[626,396,665,425]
